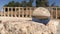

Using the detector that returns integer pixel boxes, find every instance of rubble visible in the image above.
[0,20,51,34]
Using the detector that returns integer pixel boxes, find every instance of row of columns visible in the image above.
[0,7,58,19]
[2,7,33,18]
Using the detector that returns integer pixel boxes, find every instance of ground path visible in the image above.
[57,20,60,34]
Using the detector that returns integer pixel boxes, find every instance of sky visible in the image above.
[48,0,60,6]
[0,0,60,11]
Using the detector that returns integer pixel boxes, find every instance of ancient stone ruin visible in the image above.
[0,7,59,34]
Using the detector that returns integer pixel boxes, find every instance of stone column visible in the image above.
[26,8,28,17]
[11,7,13,17]
[15,7,17,17]
[8,7,9,17]
[17,7,19,17]
[29,7,32,18]
[3,7,5,16]
[51,8,53,19]
[19,7,20,17]
[56,7,57,19]
[22,7,24,17]
[1,9,2,16]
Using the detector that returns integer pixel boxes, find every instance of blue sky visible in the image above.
[48,0,60,6]
[0,0,60,11]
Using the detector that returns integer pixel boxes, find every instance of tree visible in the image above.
[36,0,49,7]
[4,1,22,7]
[21,0,34,7]
[15,2,21,7]
[50,2,56,6]
[4,0,34,7]
[4,0,50,7]
[21,0,27,7]
[26,0,34,7]
[4,1,15,7]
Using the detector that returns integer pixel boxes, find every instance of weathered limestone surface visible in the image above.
[57,20,60,34]
[0,17,59,34]
[32,7,50,19]
[46,19,60,34]
[0,20,51,34]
